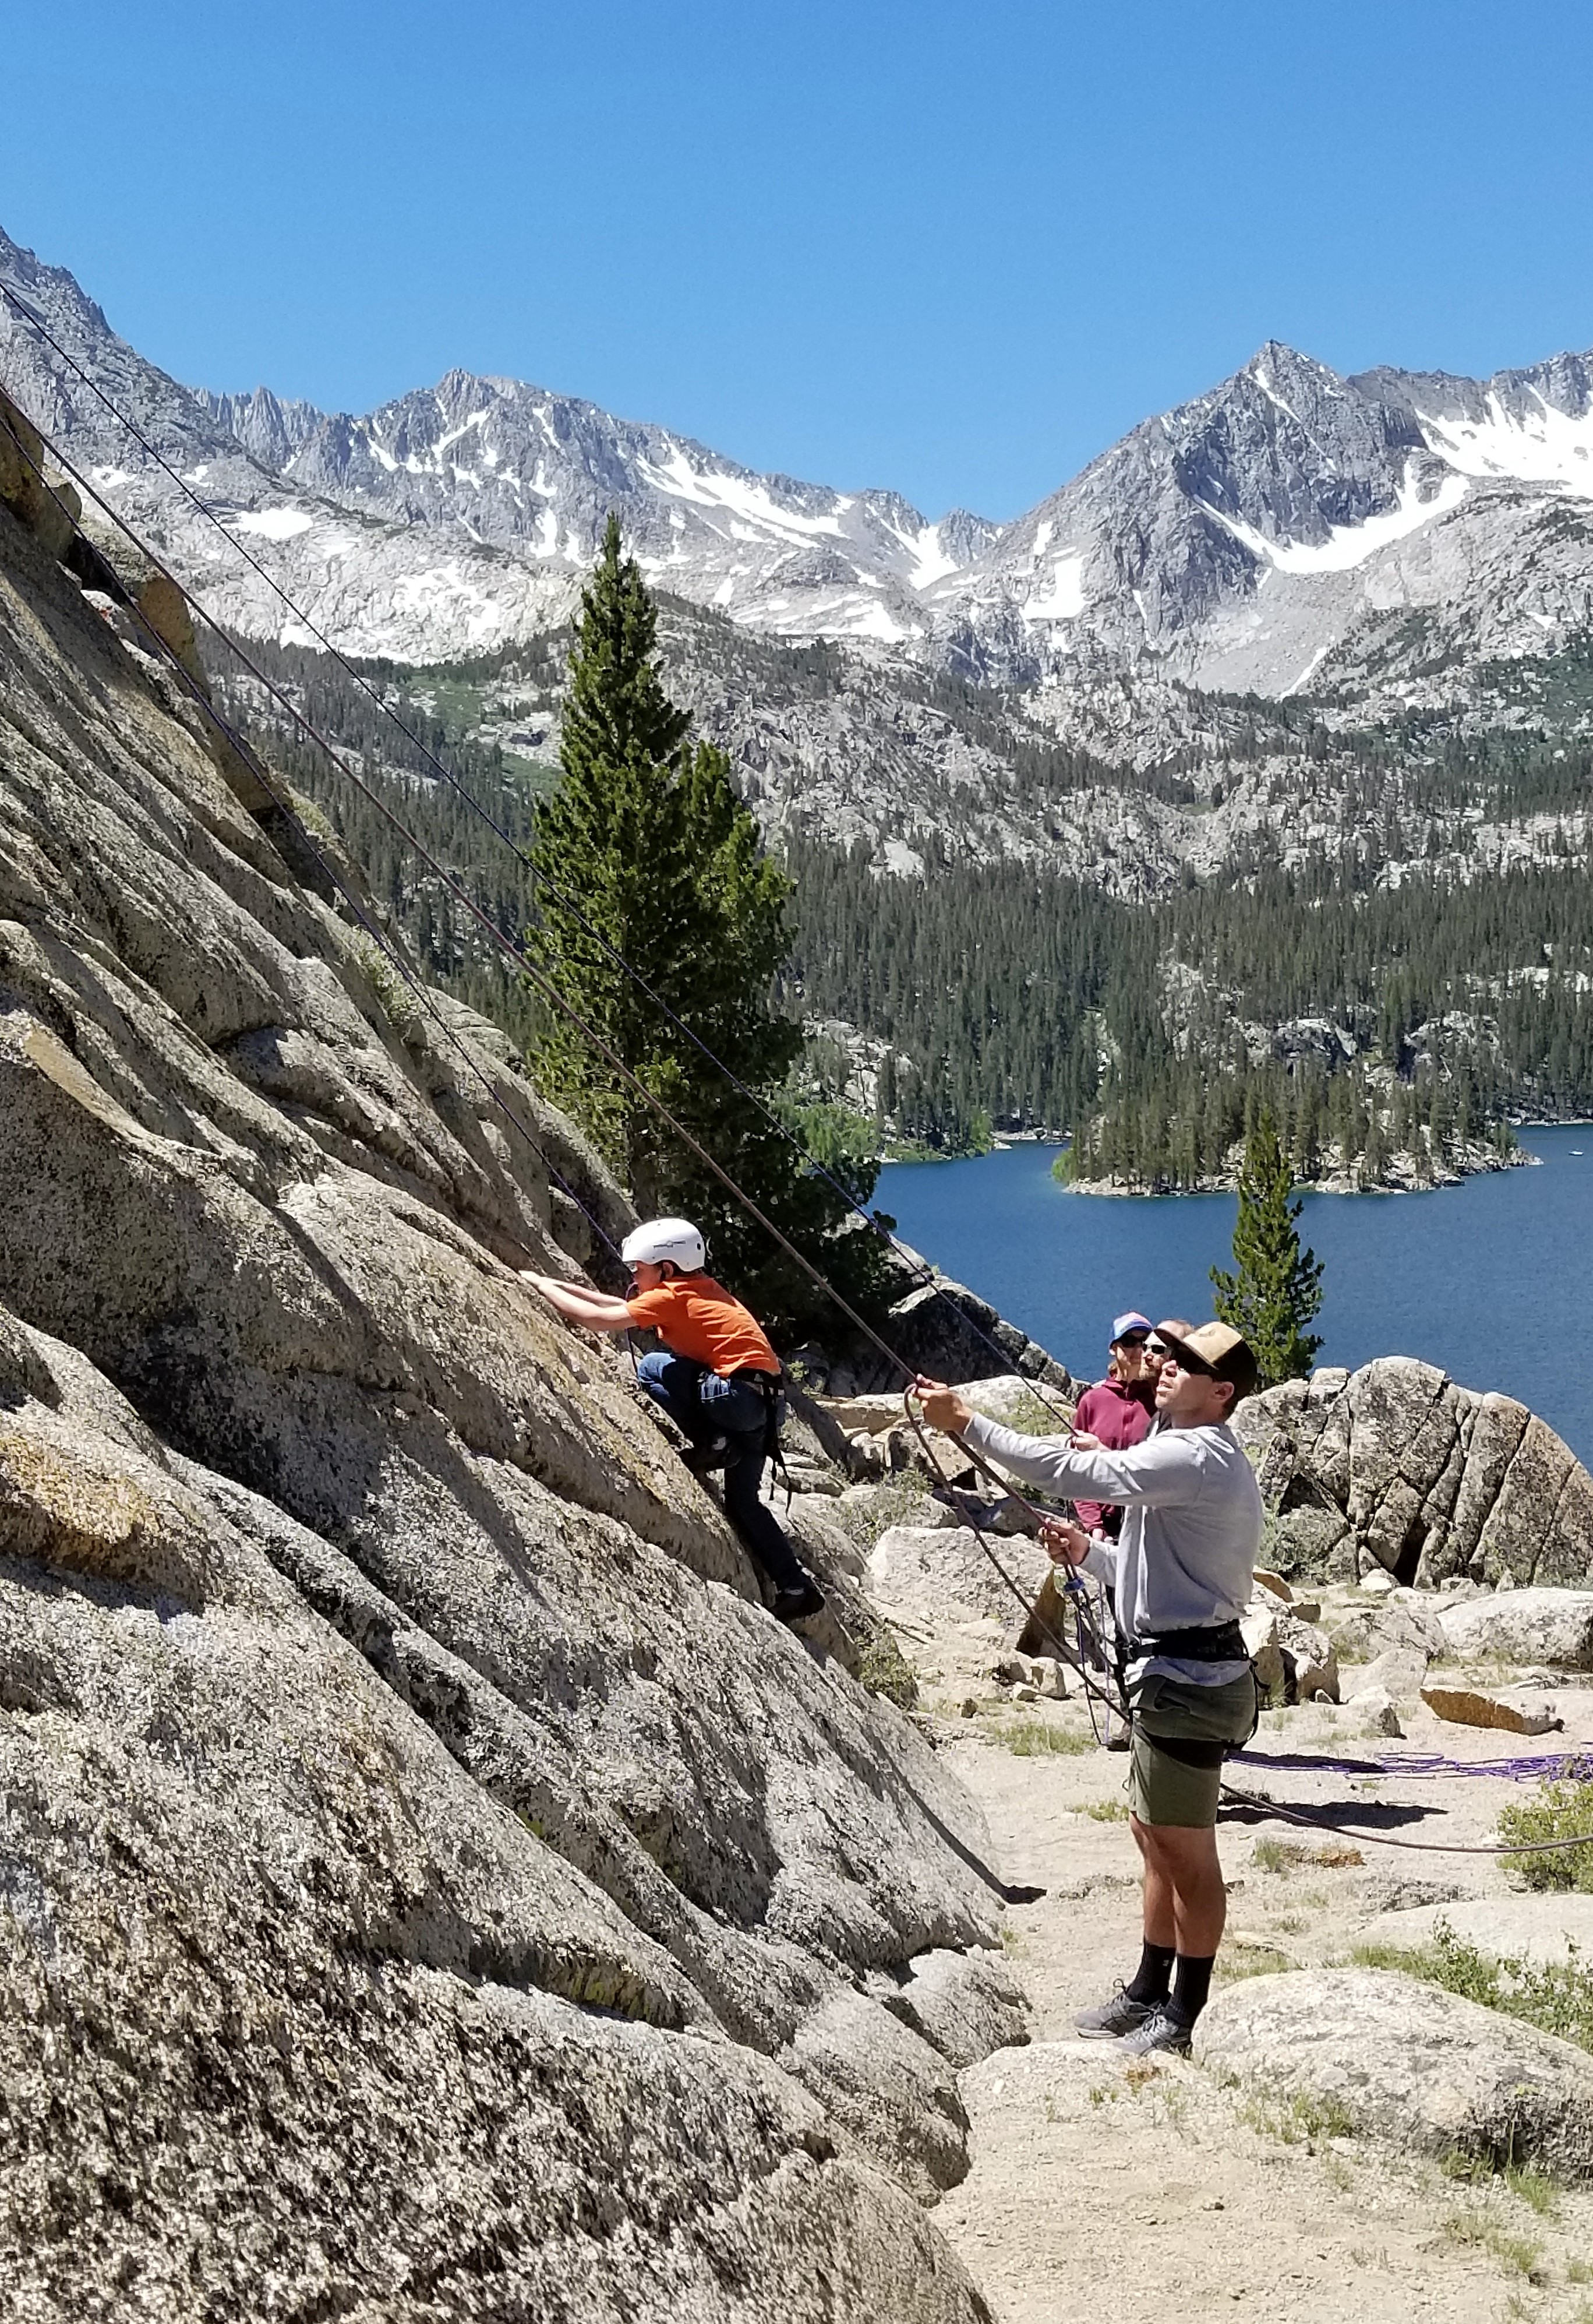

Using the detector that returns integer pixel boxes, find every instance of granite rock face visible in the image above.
[1237,1359,1593,1588]
[0,468,1016,2312]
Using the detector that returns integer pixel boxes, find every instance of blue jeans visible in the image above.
[635,1350,804,1593]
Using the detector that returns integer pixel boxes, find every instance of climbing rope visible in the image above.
[896,1391,1593,1857]
[899,1387,1125,1720]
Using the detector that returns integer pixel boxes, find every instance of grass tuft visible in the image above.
[1218,1940,1295,1983]
[1442,2210,1545,2279]
[1441,2152,1560,2216]
[987,1714,1094,1757]
[1252,1836,1364,1873]
[1234,2085,1355,2145]
[1497,1765,1593,1893]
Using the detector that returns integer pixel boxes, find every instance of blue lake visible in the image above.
[880,1126,1593,1465]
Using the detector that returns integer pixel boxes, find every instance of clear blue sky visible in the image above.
[5,1,1591,520]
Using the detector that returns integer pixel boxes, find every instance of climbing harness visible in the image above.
[5,354,1592,1865]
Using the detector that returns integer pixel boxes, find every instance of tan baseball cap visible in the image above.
[1152,1320,1259,1403]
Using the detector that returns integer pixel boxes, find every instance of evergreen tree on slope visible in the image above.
[1209,1107,1324,1384]
[528,515,888,1334]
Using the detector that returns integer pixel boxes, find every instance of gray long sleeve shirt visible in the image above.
[963,1410,1263,1686]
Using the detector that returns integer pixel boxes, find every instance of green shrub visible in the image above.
[966,1386,1072,1436]
[1497,1766,1593,1893]
[829,1472,936,1550]
[1350,1924,1593,2055]
[856,1629,919,1710]
[350,933,409,1028]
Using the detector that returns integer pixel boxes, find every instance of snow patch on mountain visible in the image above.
[1417,391,1593,498]
[1022,551,1087,620]
[1200,462,1469,575]
[635,445,849,542]
[7,218,1593,697]
[231,506,316,541]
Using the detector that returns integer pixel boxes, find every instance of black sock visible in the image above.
[1169,1953,1215,2025]
[1124,1942,1176,2006]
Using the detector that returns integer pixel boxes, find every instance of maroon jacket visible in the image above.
[1069,1376,1156,1535]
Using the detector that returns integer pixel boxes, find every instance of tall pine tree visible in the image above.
[1209,1108,1324,1383]
[527,515,890,1334]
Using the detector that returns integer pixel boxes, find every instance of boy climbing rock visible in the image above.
[524,1218,826,1625]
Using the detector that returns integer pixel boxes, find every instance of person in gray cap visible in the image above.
[916,1320,1262,2057]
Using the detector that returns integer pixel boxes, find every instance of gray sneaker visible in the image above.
[1073,1984,1154,2039]
[1115,2004,1193,2058]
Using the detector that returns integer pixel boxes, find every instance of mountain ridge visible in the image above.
[6,221,1593,692]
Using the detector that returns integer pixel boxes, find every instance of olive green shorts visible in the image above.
[1126,1671,1259,1829]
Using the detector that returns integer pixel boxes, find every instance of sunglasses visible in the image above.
[1147,1339,1217,1376]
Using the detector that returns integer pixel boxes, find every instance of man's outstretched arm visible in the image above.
[915,1376,1198,1506]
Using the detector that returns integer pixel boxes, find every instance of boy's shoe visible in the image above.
[681,1438,730,1476]
[771,1578,826,1625]
[1073,1984,1154,2040]
[1115,2004,1193,2058]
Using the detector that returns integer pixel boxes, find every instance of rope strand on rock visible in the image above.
[0,403,626,1272]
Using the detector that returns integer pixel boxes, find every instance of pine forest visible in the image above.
[213,623,1593,1198]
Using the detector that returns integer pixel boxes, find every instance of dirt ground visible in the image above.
[895,1599,1593,2324]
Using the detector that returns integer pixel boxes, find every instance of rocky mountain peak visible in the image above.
[6,218,1593,694]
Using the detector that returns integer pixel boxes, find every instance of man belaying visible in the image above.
[916,1320,1262,2057]
[524,1218,827,1626]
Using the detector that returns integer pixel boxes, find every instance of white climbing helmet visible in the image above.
[620,1216,707,1274]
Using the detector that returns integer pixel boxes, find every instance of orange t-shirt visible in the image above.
[625,1275,779,1377]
